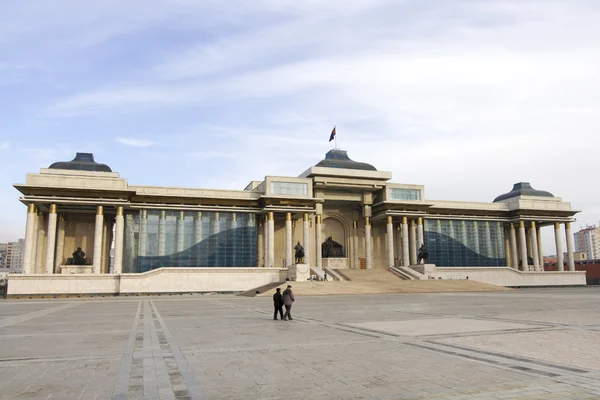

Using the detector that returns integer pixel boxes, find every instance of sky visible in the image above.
[1,0,599,254]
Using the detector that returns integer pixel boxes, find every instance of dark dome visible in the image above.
[49,152,112,172]
[315,149,377,171]
[493,182,554,202]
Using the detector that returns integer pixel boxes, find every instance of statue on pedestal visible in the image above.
[294,242,305,264]
[322,237,345,258]
[71,247,87,265]
[417,244,429,264]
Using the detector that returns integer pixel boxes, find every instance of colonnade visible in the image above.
[506,221,575,272]
[22,204,125,274]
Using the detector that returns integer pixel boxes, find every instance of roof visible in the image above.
[314,149,377,171]
[49,152,112,172]
[493,182,554,202]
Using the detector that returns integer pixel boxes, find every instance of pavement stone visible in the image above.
[0,288,600,399]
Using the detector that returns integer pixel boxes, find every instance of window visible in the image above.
[271,181,308,196]
[390,188,421,201]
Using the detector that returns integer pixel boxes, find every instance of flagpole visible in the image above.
[335,125,337,149]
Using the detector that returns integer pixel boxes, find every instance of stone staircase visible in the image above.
[257,269,510,297]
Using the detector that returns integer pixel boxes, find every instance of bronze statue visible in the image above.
[72,247,87,265]
[294,241,305,264]
[322,236,344,258]
[417,244,428,264]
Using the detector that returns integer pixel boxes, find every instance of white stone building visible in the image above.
[574,225,600,260]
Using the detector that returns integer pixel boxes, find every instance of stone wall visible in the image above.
[435,267,586,287]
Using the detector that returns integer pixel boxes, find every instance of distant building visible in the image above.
[0,243,7,268]
[6,239,25,272]
[574,225,600,260]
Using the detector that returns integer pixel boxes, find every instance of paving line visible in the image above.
[111,300,142,400]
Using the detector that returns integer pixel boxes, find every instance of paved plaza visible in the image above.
[1,289,600,399]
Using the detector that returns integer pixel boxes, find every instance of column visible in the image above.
[386,216,394,268]
[417,217,424,249]
[177,211,185,252]
[93,206,104,273]
[364,216,372,270]
[409,219,417,265]
[554,222,564,271]
[504,226,511,267]
[395,224,403,267]
[315,215,322,268]
[536,226,544,268]
[194,212,203,244]
[44,204,58,274]
[518,221,528,271]
[285,213,292,267]
[402,216,410,267]
[257,217,264,267]
[158,210,166,256]
[509,224,519,269]
[530,222,540,271]
[124,214,135,272]
[565,222,575,271]
[54,213,66,273]
[303,213,310,265]
[22,204,37,274]
[353,220,359,269]
[35,212,47,273]
[267,211,274,267]
[139,209,147,257]
[31,210,40,272]
[113,206,124,274]
[263,215,268,267]
[101,219,110,273]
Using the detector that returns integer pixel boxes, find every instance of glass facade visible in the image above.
[123,210,257,273]
[424,219,506,267]
[390,188,421,201]
[271,181,308,196]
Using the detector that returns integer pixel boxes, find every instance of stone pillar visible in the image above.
[504,226,511,267]
[139,209,147,257]
[536,227,544,268]
[101,219,110,273]
[530,222,540,271]
[285,213,292,267]
[262,215,268,267]
[54,213,66,273]
[44,204,58,274]
[409,219,417,265]
[194,212,203,244]
[176,211,185,252]
[402,217,410,267]
[257,217,264,267]
[315,215,322,268]
[364,216,372,270]
[35,212,46,273]
[565,222,575,271]
[554,222,564,272]
[31,210,40,272]
[518,221,528,271]
[353,220,359,269]
[267,211,275,267]
[303,213,310,265]
[386,216,394,268]
[113,206,125,274]
[158,210,166,256]
[22,204,37,274]
[395,224,402,267]
[417,217,424,250]
[509,224,519,269]
[93,206,104,274]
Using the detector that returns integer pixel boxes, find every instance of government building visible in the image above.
[7,150,585,296]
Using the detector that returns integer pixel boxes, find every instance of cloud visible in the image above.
[116,137,154,148]
[0,142,9,150]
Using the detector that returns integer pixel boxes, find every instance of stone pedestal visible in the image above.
[410,264,437,279]
[287,263,310,281]
[322,258,348,269]
[60,265,93,274]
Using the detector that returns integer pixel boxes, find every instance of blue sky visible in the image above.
[1,0,599,252]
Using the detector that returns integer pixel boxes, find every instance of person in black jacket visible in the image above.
[273,288,284,320]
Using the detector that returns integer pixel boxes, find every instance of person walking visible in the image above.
[282,285,295,321]
[273,288,284,320]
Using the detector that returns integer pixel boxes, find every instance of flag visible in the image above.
[329,126,336,142]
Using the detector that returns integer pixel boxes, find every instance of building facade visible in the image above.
[574,225,600,260]
[14,151,580,276]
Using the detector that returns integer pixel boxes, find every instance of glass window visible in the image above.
[123,210,257,273]
[271,181,308,196]
[390,188,421,201]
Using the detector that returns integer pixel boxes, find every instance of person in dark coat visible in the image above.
[273,288,284,320]
[282,285,295,321]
